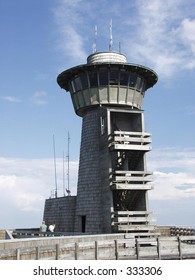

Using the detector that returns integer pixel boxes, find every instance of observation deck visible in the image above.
[57,52,158,116]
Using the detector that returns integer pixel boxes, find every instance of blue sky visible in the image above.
[0,0,195,229]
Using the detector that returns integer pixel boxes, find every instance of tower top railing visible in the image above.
[87,51,127,64]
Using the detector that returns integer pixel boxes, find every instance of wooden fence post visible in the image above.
[136,238,140,260]
[56,244,60,260]
[157,237,161,260]
[75,242,78,260]
[115,240,119,260]
[16,248,20,260]
[36,247,40,260]
[95,241,98,260]
[178,236,182,260]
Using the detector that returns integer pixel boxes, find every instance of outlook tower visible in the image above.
[57,49,158,234]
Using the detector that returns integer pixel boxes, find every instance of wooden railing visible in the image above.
[1,235,195,260]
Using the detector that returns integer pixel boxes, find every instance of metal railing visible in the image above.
[11,230,69,239]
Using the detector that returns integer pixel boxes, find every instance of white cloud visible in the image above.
[179,18,195,53]
[1,96,21,103]
[150,171,195,200]
[53,0,88,65]
[148,147,195,200]
[148,147,195,173]
[0,146,194,228]
[53,0,195,77]
[122,0,195,77]
[147,147,195,226]
[0,157,78,228]
[175,18,195,69]
[30,91,48,105]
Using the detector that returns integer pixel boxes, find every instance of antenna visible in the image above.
[92,25,98,53]
[66,132,71,196]
[109,19,113,51]
[53,134,58,198]
[119,42,121,53]
[63,151,65,196]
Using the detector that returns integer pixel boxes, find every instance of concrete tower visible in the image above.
[57,51,158,234]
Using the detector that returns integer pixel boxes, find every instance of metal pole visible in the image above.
[63,151,65,196]
[67,132,70,195]
[53,134,58,198]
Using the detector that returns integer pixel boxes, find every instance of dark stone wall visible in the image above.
[43,196,76,232]
[74,107,104,233]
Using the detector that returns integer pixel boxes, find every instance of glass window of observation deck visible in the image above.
[129,73,137,87]
[74,76,82,91]
[99,67,108,86]
[142,82,146,93]
[137,77,142,90]
[80,73,89,89]
[109,67,119,85]
[120,69,129,86]
[88,71,98,87]
[69,80,75,93]
[137,78,145,92]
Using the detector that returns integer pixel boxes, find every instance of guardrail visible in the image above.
[111,211,154,233]
[11,230,70,239]
[1,234,195,260]
[108,131,151,145]
[108,131,152,151]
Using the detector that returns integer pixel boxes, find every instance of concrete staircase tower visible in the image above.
[57,51,158,234]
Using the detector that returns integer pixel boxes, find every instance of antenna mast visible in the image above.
[63,151,65,196]
[66,132,71,196]
[92,25,98,53]
[109,19,113,51]
[119,41,121,53]
[53,134,58,198]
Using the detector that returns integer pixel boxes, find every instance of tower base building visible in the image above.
[44,51,158,234]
